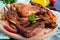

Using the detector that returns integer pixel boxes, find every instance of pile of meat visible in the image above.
[2,2,57,38]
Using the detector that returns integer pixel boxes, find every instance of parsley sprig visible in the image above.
[0,12,2,14]
[0,12,2,20]
[0,0,17,4]
[28,14,36,23]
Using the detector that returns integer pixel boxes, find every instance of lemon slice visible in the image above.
[32,0,50,7]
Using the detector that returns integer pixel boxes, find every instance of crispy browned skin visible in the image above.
[2,2,57,38]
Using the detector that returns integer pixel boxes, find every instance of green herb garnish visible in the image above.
[0,0,17,4]
[0,12,2,20]
[28,14,36,23]
[0,12,2,14]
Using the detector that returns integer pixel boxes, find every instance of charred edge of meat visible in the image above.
[27,21,45,30]
[8,20,33,38]
[17,18,31,27]
[45,22,57,29]
[16,27,32,38]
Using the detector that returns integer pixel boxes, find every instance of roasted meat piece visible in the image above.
[2,2,57,38]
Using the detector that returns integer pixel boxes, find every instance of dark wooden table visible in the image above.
[47,0,60,12]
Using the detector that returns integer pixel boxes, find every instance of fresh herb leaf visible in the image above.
[0,12,2,14]
[28,14,36,23]
[0,12,2,20]
[0,0,17,4]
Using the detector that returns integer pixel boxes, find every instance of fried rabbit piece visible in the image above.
[10,3,40,17]
[16,4,39,17]
[5,9,33,38]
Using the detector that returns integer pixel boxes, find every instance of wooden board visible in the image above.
[0,4,58,40]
